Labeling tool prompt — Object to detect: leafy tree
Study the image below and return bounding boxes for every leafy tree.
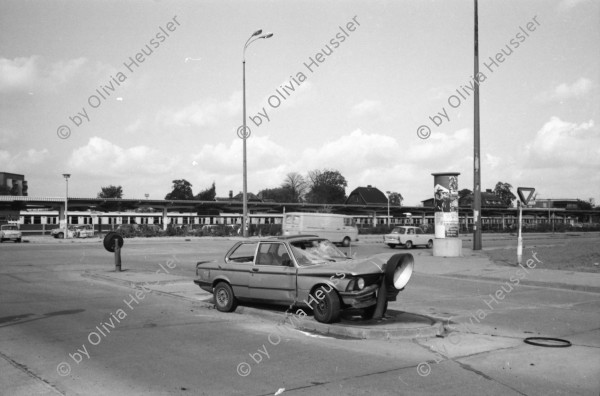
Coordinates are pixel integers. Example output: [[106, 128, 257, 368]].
[[577, 199, 592, 210], [282, 172, 307, 203], [97, 185, 123, 199], [195, 182, 216, 201], [305, 169, 347, 204], [165, 179, 194, 200], [258, 187, 294, 202], [388, 192, 403, 206], [459, 188, 473, 207], [493, 182, 516, 208], [96, 185, 124, 211]]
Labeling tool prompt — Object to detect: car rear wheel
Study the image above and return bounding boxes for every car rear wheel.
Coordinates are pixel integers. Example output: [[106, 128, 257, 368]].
[[214, 282, 237, 312], [311, 286, 341, 323], [426, 239, 433, 249], [387, 244, 396, 248], [405, 240, 413, 249], [57, 232, 64, 239]]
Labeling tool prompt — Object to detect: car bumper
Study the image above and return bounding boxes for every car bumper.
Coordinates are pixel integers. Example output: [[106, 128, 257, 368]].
[[338, 284, 379, 308], [194, 279, 213, 294]]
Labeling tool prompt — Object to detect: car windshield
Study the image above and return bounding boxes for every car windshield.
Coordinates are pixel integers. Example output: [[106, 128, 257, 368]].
[[290, 239, 348, 266]]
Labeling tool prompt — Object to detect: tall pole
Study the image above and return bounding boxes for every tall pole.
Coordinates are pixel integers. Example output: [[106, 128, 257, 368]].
[[63, 174, 70, 239], [240, 30, 273, 238], [517, 200, 523, 265], [473, 0, 482, 250], [242, 58, 248, 237], [386, 191, 391, 227]]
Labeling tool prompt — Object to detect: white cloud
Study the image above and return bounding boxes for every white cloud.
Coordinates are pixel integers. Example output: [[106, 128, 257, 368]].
[[558, 0, 591, 11], [157, 91, 241, 129], [537, 77, 594, 102], [0, 148, 50, 172], [0, 56, 89, 94], [351, 100, 383, 117], [67, 137, 178, 176], [524, 116, 599, 168]]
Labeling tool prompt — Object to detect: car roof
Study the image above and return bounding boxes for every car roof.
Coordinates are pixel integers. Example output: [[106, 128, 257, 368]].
[[242, 235, 325, 243]]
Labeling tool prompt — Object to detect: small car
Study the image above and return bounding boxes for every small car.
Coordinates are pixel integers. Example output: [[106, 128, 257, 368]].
[[383, 226, 434, 249], [0, 224, 22, 243], [51, 225, 94, 238], [194, 235, 415, 323]]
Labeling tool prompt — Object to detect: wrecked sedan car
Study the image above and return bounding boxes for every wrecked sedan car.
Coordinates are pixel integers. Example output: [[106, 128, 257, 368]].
[[194, 235, 414, 323]]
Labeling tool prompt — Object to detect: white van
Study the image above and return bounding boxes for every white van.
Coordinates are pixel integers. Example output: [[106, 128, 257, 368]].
[[282, 212, 359, 246]]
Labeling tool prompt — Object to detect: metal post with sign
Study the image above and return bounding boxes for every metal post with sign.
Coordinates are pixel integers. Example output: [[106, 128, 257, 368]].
[[516, 187, 535, 266]]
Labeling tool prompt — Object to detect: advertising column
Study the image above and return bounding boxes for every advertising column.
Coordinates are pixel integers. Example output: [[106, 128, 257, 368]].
[[432, 172, 462, 256]]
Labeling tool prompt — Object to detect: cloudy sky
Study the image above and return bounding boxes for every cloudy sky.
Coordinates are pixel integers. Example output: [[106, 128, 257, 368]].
[[1, 0, 598, 205]]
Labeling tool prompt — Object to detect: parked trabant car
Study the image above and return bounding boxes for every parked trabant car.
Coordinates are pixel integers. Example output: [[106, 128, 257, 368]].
[[51, 225, 94, 239], [383, 226, 434, 249], [0, 224, 22, 243], [194, 235, 415, 323]]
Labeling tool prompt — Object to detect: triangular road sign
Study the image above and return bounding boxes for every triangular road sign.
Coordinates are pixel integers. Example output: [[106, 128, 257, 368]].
[[517, 187, 535, 205]]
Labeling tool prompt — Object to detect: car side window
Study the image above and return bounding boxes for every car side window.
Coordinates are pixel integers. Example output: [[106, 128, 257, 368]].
[[256, 242, 290, 266], [407, 228, 414, 235], [227, 242, 258, 264]]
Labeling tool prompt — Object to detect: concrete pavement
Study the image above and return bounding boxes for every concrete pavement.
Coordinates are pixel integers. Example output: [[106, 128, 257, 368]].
[[80, 239, 600, 342]]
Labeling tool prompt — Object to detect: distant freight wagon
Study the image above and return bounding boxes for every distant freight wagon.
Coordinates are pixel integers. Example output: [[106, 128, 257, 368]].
[[282, 212, 359, 247]]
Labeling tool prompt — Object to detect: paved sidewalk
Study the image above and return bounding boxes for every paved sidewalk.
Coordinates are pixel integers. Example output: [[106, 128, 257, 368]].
[[407, 248, 600, 293]]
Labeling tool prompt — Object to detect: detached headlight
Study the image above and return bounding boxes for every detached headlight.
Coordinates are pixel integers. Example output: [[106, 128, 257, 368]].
[[357, 277, 365, 290]]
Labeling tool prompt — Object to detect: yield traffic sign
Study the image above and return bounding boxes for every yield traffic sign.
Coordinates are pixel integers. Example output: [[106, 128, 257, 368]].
[[517, 187, 536, 205]]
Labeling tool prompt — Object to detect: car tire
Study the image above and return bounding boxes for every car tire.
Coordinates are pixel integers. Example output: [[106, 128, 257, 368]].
[[426, 240, 433, 249], [405, 240, 413, 249], [387, 244, 396, 248], [214, 282, 237, 312], [311, 285, 341, 323], [361, 301, 388, 320], [57, 232, 64, 239], [16, 238, 22, 243], [342, 237, 351, 247]]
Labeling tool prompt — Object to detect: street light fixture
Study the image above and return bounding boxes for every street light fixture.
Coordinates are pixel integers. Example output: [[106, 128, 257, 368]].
[[241, 29, 273, 237], [63, 174, 70, 239]]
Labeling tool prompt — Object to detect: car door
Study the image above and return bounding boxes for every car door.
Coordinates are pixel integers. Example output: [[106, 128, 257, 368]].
[[223, 242, 258, 298], [415, 228, 425, 245], [249, 242, 296, 303]]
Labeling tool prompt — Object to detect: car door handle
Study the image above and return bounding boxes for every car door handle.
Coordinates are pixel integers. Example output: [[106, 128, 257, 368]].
[[252, 268, 259, 272]]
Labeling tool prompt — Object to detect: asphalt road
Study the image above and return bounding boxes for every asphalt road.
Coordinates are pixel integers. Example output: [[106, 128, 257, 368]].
[[1, 237, 599, 395]]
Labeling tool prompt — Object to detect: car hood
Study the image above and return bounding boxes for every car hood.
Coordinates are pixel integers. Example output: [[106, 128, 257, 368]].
[[297, 253, 396, 276]]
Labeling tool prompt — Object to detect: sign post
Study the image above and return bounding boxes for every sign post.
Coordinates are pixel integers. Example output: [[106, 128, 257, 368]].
[[516, 187, 535, 266]]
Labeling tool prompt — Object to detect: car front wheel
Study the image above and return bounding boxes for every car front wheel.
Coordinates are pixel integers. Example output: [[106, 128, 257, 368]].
[[342, 237, 351, 247], [311, 285, 341, 323], [405, 240, 413, 249], [213, 282, 237, 312], [426, 240, 433, 249]]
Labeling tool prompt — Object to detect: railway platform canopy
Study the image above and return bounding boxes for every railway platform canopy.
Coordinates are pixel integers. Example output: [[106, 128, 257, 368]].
[[0, 195, 597, 224]]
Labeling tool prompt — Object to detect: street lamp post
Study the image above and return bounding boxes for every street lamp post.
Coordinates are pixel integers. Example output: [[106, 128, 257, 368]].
[[241, 29, 273, 238], [386, 191, 391, 227], [63, 174, 70, 239]]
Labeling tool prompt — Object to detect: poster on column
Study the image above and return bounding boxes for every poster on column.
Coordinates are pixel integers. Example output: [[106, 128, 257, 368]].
[[432, 173, 460, 238]]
